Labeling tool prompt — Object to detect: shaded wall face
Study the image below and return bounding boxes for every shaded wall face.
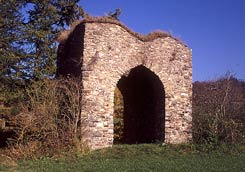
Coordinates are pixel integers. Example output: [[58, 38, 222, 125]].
[[117, 65, 165, 144], [56, 24, 85, 78]]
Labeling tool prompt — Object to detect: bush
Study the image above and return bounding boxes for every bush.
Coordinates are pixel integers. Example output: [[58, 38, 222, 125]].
[[6, 78, 88, 159], [193, 76, 245, 144], [193, 112, 244, 145]]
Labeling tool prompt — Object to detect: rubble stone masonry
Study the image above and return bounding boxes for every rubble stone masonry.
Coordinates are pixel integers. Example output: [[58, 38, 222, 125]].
[[57, 17, 192, 149]]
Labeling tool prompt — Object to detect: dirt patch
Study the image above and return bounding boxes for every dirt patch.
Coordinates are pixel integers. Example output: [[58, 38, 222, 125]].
[[0, 154, 17, 168]]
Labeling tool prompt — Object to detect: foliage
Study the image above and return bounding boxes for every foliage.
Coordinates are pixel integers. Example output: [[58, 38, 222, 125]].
[[0, 0, 26, 79], [4, 78, 88, 159], [0, 1, 85, 138], [0, 0, 84, 80], [113, 87, 124, 143], [193, 75, 245, 144], [1, 144, 245, 172], [0, 78, 27, 117], [0, 0, 85, 150], [22, 0, 84, 79]]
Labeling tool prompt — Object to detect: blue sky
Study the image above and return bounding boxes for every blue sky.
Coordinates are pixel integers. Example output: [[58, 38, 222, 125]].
[[79, 0, 245, 81]]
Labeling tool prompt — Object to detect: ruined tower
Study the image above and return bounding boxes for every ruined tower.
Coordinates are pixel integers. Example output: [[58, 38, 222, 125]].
[[57, 17, 192, 149]]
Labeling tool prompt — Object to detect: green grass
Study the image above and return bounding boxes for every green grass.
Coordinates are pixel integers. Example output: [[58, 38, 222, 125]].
[[1, 144, 245, 172]]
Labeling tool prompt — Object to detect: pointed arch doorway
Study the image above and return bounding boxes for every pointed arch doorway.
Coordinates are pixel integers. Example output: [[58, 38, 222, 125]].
[[114, 65, 165, 144]]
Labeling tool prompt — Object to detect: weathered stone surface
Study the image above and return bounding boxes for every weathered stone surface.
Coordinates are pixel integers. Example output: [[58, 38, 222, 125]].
[[0, 119, 5, 129], [57, 18, 192, 149]]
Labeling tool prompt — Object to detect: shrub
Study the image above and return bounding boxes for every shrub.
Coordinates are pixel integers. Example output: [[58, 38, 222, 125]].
[[193, 76, 245, 144], [6, 78, 88, 159]]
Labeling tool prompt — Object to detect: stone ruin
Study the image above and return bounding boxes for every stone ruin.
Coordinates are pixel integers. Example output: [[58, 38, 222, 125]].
[[57, 17, 192, 149]]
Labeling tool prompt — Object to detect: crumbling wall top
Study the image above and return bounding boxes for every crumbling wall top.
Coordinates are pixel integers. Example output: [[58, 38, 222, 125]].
[[57, 16, 186, 46]]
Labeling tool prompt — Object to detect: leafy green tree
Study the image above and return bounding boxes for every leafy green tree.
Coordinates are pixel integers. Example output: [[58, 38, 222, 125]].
[[0, 0, 26, 117], [0, 0, 84, 118], [20, 0, 84, 79], [0, 0, 84, 80], [0, 0, 26, 80]]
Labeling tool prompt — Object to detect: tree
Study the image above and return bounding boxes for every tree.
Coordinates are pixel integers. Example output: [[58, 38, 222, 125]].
[[21, 0, 84, 79], [0, 0, 84, 119], [0, 0, 84, 80], [0, 0, 26, 80]]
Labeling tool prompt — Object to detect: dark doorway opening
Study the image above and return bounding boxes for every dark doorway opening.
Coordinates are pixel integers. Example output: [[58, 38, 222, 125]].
[[114, 65, 165, 144]]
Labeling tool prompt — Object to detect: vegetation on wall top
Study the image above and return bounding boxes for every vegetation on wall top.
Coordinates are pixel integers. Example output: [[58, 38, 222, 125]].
[[57, 15, 182, 44]]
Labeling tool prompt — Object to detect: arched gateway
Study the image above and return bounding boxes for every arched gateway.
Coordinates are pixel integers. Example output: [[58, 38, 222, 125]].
[[57, 17, 192, 149]]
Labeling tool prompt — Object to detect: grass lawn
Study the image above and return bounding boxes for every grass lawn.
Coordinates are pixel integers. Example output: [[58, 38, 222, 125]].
[[1, 144, 245, 172]]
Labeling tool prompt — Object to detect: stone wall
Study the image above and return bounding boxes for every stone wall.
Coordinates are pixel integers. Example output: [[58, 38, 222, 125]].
[[57, 18, 192, 149]]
